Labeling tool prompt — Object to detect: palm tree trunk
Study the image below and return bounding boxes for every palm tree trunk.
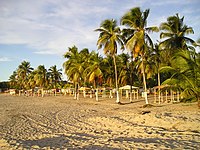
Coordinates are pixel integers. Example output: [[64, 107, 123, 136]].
[[142, 59, 148, 104], [113, 55, 120, 103], [130, 53, 133, 102], [158, 72, 161, 104], [95, 80, 99, 101]]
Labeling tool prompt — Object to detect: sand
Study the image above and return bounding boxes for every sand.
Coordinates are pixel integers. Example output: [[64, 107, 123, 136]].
[[0, 94, 199, 149]]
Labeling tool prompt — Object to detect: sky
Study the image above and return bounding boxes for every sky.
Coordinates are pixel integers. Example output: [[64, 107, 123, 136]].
[[0, 0, 200, 81]]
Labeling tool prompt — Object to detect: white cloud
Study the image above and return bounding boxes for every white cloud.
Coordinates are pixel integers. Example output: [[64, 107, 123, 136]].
[[0, 0, 110, 55], [0, 56, 12, 62], [0, 0, 199, 56]]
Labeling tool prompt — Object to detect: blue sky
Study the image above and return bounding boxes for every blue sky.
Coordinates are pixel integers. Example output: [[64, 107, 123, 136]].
[[0, 0, 200, 81]]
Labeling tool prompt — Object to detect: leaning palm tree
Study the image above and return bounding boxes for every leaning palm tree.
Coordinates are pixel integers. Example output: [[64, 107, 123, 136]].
[[121, 7, 159, 104], [95, 19, 124, 104]]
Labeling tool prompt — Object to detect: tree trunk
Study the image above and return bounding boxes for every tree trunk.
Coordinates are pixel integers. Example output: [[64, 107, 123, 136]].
[[130, 53, 133, 102], [158, 72, 161, 104], [113, 55, 120, 103], [142, 59, 148, 104]]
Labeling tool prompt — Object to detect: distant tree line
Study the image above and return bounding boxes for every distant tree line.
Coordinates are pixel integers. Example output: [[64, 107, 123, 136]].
[[8, 61, 63, 90]]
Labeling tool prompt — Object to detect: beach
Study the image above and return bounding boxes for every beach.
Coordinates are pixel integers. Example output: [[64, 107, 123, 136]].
[[0, 94, 199, 149]]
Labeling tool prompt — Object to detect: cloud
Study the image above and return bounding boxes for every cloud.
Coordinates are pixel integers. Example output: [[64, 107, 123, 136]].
[[0, 0, 110, 55], [0, 0, 199, 56], [0, 56, 12, 62]]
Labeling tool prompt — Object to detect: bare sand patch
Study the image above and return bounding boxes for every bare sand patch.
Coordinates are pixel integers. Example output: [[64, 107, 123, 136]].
[[0, 94, 199, 149]]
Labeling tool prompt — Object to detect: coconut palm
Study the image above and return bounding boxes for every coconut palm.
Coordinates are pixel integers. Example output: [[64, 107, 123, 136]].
[[84, 51, 103, 101], [159, 14, 195, 57], [9, 71, 18, 89], [144, 43, 164, 102], [118, 53, 130, 86], [17, 61, 33, 89], [95, 19, 124, 103], [63, 46, 87, 99], [121, 7, 159, 104], [101, 56, 115, 87], [160, 50, 200, 102], [35, 65, 47, 88], [63, 46, 80, 83], [84, 51, 103, 88], [27, 71, 36, 90], [48, 65, 62, 88]]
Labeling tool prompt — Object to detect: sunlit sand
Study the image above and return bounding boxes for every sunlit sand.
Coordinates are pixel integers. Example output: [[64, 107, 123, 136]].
[[0, 94, 199, 149]]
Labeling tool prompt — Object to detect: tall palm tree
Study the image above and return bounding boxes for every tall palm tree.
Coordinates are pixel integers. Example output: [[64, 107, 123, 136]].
[[159, 14, 195, 57], [147, 43, 164, 103], [95, 19, 124, 103], [17, 61, 33, 89], [48, 65, 62, 88], [121, 7, 158, 104]]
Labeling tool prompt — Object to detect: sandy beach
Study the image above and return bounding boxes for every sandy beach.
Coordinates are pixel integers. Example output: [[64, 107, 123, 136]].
[[0, 94, 199, 149]]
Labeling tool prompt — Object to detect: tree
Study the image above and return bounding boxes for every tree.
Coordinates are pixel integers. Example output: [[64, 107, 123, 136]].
[[27, 71, 36, 90], [121, 7, 158, 104], [35, 65, 47, 88], [101, 56, 115, 87], [95, 19, 124, 103], [160, 50, 200, 103], [48, 65, 62, 88], [63, 46, 87, 99], [9, 71, 18, 89], [159, 14, 195, 58], [17, 61, 33, 89], [84, 51, 103, 88]]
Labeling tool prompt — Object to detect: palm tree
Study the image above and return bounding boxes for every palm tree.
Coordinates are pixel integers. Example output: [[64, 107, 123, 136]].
[[159, 14, 195, 57], [9, 71, 18, 89], [101, 56, 115, 87], [35, 65, 47, 88], [63, 46, 86, 99], [27, 71, 36, 90], [160, 50, 200, 103], [85, 51, 103, 88], [146, 43, 164, 103], [84, 51, 103, 101], [121, 7, 158, 104], [48, 65, 62, 88], [17, 61, 33, 89], [95, 19, 124, 103], [118, 53, 130, 86]]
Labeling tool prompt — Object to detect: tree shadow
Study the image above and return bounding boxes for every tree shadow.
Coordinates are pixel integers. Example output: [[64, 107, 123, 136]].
[[17, 135, 69, 149], [15, 133, 120, 149], [113, 137, 200, 149]]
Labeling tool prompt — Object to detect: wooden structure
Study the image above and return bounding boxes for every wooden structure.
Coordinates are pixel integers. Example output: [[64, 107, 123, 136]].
[[153, 85, 180, 104], [119, 85, 139, 100]]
